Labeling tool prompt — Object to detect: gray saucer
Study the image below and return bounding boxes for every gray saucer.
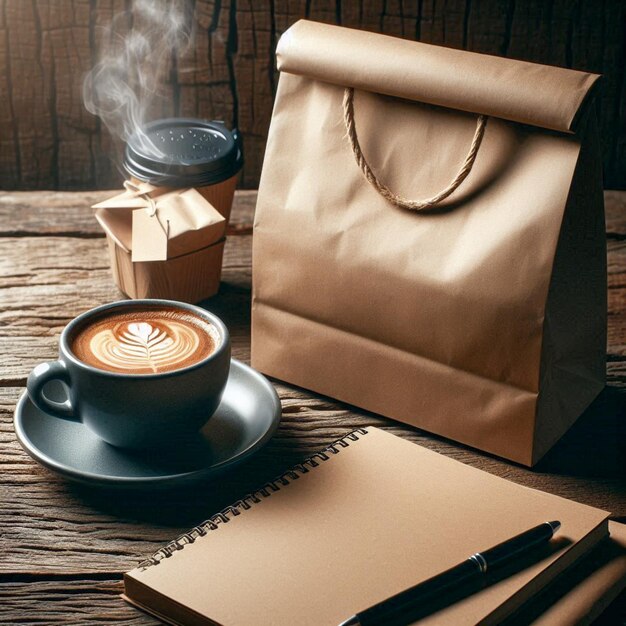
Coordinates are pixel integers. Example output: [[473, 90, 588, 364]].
[[14, 359, 281, 489]]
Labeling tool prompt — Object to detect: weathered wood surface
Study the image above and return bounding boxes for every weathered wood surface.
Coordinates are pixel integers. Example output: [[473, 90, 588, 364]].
[[2, 579, 626, 626], [0, 580, 153, 624], [0, 189, 257, 236], [7, 576, 626, 626], [0, 1, 625, 191], [0, 190, 625, 624], [0, 188, 623, 239]]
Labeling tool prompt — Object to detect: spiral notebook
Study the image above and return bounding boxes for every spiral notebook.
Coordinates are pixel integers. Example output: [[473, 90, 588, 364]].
[[124, 427, 610, 625]]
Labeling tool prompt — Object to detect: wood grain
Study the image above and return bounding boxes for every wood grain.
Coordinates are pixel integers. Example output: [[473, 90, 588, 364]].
[[0, 188, 621, 238], [0, 189, 624, 624], [1, 191, 624, 382], [0, 1, 624, 191], [0, 189, 257, 236], [0, 235, 252, 384], [0, 579, 153, 624], [2, 380, 625, 579], [1, 235, 624, 384]]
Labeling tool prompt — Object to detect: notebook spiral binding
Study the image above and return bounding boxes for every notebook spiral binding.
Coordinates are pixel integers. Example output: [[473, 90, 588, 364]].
[[137, 428, 369, 570]]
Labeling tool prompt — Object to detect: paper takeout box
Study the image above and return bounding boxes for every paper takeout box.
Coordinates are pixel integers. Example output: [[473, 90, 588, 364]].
[[94, 181, 226, 302], [252, 21, 606, 466]]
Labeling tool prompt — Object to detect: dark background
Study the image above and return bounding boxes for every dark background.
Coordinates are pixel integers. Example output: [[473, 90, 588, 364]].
[[0, 0, 624, 190]]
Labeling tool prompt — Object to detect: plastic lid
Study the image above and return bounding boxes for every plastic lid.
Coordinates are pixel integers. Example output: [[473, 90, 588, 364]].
[[123, 118, 243, 187]]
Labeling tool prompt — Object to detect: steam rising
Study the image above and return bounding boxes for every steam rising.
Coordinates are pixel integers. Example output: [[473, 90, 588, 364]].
[[83, 0, 192, 157]]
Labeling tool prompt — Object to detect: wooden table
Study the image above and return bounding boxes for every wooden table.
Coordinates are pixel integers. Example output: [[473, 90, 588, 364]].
[[1, 190, 625, 624]]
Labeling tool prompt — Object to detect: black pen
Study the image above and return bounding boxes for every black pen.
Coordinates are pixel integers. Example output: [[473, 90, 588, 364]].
[[338, 520, 561, 626]]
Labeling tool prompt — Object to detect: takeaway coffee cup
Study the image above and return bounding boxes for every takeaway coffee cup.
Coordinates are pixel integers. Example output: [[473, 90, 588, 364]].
[[26, 300, 231, 448], [95, 118, 243, 303], [124, 118, 243, 222]]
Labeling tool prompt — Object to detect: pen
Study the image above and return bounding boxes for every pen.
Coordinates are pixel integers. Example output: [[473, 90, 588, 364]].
[[338, 520, 561, 626]]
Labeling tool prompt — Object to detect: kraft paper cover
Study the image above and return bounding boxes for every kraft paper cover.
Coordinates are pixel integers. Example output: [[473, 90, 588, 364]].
[[277, 20, 600, 132], [94, 182, 226, 261], [252, 21, 606, 466], [124, 428, 610, 626]]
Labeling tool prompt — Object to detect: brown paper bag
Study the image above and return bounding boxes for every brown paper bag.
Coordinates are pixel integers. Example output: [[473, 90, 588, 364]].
[[252, 21, 606, 466]]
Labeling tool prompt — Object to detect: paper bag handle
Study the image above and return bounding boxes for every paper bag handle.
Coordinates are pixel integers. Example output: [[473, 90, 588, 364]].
[[343, 88, 488, 211]]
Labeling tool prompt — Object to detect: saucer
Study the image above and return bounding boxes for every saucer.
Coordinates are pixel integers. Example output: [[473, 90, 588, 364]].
[[14, 359, 281, 489]]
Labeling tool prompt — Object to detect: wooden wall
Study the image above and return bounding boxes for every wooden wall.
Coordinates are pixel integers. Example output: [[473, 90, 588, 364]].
[[0, 1, 624, 190]]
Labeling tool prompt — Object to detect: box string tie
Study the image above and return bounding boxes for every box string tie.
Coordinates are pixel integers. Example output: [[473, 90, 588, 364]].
[[124, 180, 159, 217]]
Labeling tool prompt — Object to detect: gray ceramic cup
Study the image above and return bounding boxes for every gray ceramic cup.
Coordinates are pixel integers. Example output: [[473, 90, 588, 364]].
[[26, 300, 231, 448]]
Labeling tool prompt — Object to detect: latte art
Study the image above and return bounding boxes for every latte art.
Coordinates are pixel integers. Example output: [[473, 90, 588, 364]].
[[70, 307, 219, 374], [93, 320, 202, 373]]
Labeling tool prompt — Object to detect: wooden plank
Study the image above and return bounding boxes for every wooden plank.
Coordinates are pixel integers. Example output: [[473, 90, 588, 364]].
[[571, 1, 626, 201], [0, 189, 258, 236], [89, 0, 130, 187], [0, 189, 622, 237], [606, 190, 626, 237], [0, 1, 625, 190], [1, 235, 625, 385], [0, 579, 155, 624], [2, 0, 54, 189], [1, 202, 625, 381], [178, 0, 234, 133], [39, 0, 96, 189], [2, 371, 625, 578], [0, 0, 19, 187], [232, 1, 276, 188], [419, 0, 468, 48], [0, 234, 252, 385], [0, 576, 625, 626], [608, 240, 626, 357]]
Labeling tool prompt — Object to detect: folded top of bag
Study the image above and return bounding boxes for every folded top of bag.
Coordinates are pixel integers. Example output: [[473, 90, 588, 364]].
[[276, 20, 600, 133]]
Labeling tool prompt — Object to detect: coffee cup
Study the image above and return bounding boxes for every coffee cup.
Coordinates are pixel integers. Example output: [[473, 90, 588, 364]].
[[123, 118, 242, 223], [26, 299, 231, 448]]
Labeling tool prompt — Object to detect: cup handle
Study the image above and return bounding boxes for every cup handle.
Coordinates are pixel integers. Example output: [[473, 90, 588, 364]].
[[26, 361, 78, 421]]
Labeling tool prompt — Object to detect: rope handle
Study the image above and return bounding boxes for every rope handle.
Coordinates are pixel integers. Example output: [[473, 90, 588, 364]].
[[343, 88, 488, 211]]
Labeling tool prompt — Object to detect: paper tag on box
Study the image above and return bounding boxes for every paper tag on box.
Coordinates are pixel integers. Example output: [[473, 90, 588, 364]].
[[131, 210, 169, 262]]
